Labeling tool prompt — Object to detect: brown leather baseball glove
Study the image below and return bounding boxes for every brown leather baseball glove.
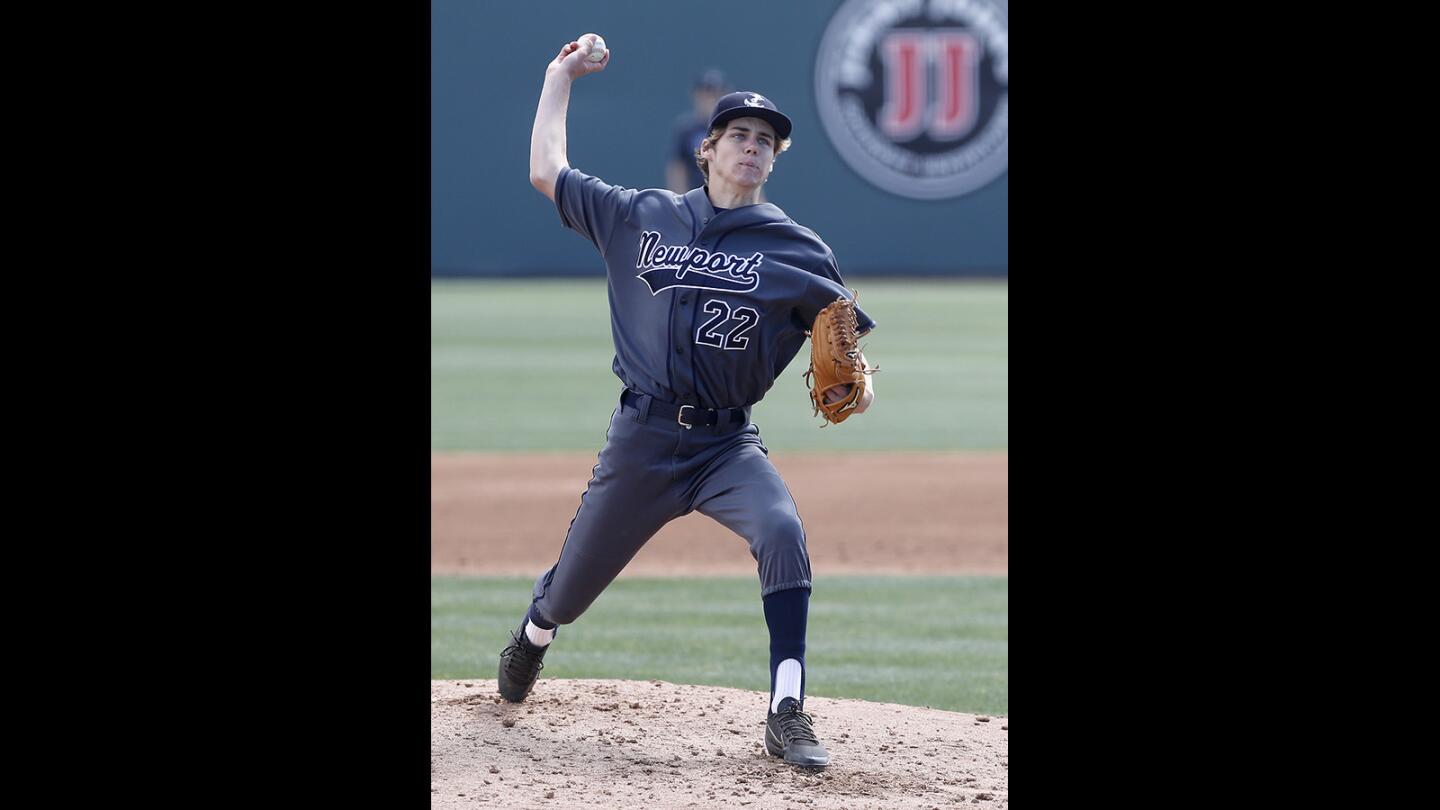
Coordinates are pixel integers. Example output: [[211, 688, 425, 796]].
[[804, 293, 878, 426]]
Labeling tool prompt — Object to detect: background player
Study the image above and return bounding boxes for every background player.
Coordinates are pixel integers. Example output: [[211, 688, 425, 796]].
[[497, 32, 876, 769], [666, 68, 729, 194]]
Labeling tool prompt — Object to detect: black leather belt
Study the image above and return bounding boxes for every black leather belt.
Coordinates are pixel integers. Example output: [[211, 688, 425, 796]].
[[621, 388, 747, 429]]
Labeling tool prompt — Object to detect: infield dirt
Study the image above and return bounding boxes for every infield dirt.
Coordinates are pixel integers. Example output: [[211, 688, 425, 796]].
[[431, 451, 1007, 576]]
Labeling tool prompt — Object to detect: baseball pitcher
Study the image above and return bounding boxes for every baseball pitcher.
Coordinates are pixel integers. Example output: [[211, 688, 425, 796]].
[[497, 32, 879, 769]]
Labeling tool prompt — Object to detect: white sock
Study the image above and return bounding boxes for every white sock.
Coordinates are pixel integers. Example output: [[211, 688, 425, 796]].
[[525, 620, 555, 648], [771, 658, 803, 713]]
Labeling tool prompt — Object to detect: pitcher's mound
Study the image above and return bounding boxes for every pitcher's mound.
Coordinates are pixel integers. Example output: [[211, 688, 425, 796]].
[[432, 678, 1007, 808]]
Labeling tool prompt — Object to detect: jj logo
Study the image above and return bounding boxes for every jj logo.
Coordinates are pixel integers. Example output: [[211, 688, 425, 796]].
[[878, 30, 981, 142], [814, 0, 1009, 200]]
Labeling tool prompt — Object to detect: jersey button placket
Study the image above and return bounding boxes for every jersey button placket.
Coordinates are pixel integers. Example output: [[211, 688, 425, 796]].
[[670, 282, 692, 401], [672, 228, 708, 403], [679, 282, 698, 400]]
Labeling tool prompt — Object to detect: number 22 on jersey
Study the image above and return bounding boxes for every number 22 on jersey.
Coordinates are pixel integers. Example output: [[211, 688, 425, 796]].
[[695, 299, 758, 351]]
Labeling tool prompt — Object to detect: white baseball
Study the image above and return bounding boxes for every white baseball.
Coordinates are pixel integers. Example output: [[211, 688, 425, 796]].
[[586, 35, 607, 62]]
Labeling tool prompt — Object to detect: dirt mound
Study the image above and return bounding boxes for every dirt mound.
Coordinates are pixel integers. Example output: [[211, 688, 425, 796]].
[[431, 678, 1008, 808]]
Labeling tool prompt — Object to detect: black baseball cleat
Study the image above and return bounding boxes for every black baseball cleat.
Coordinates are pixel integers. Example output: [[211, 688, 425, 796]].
[[497, 628, 549, 703], [765, 697, 831, 767]]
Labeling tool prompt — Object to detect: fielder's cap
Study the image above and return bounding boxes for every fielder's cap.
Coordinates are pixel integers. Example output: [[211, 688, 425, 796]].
[[708, 90, 793, 141], [693, 68, 729, 92]]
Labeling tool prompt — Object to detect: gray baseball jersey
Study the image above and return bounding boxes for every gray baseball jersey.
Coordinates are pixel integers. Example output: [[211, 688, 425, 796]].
[[554, 168, 876, 409]]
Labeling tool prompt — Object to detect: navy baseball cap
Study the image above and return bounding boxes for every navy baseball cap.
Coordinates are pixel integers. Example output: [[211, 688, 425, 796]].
[[708, 91, 793, 141]]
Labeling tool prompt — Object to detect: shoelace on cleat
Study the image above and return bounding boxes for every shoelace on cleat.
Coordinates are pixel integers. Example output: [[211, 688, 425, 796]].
[[501, 635, 545, 678], [775, 706, 820, 745]]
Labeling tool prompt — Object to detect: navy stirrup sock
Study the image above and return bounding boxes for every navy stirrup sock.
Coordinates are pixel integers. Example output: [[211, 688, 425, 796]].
[[526, 603, 557, 631], [519, 603, 558, 650], [762, 586, 810, 707]]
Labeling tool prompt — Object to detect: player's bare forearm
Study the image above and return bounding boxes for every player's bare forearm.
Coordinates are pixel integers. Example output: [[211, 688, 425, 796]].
[[529, 34, 610, 201], [529, 71, 573, 200]]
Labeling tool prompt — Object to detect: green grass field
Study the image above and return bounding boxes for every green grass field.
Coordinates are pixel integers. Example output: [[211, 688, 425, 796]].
[[432, 575, 1008, 715], [431, 278, 1007, 451]]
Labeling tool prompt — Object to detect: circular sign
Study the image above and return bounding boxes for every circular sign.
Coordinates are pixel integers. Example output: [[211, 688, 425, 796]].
[[815, 0, 1009, 200]]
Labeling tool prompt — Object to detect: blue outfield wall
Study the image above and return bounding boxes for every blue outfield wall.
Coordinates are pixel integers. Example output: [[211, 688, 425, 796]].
[[432, 0, 1008, 278]]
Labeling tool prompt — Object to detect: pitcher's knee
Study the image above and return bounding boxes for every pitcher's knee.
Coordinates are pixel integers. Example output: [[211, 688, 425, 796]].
[[750, 508, 807, 559]]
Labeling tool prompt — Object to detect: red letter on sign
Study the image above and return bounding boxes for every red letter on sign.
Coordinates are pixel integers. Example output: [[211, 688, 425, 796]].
[[929, 31, 981, 141], [878, 32, 928, 142]]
